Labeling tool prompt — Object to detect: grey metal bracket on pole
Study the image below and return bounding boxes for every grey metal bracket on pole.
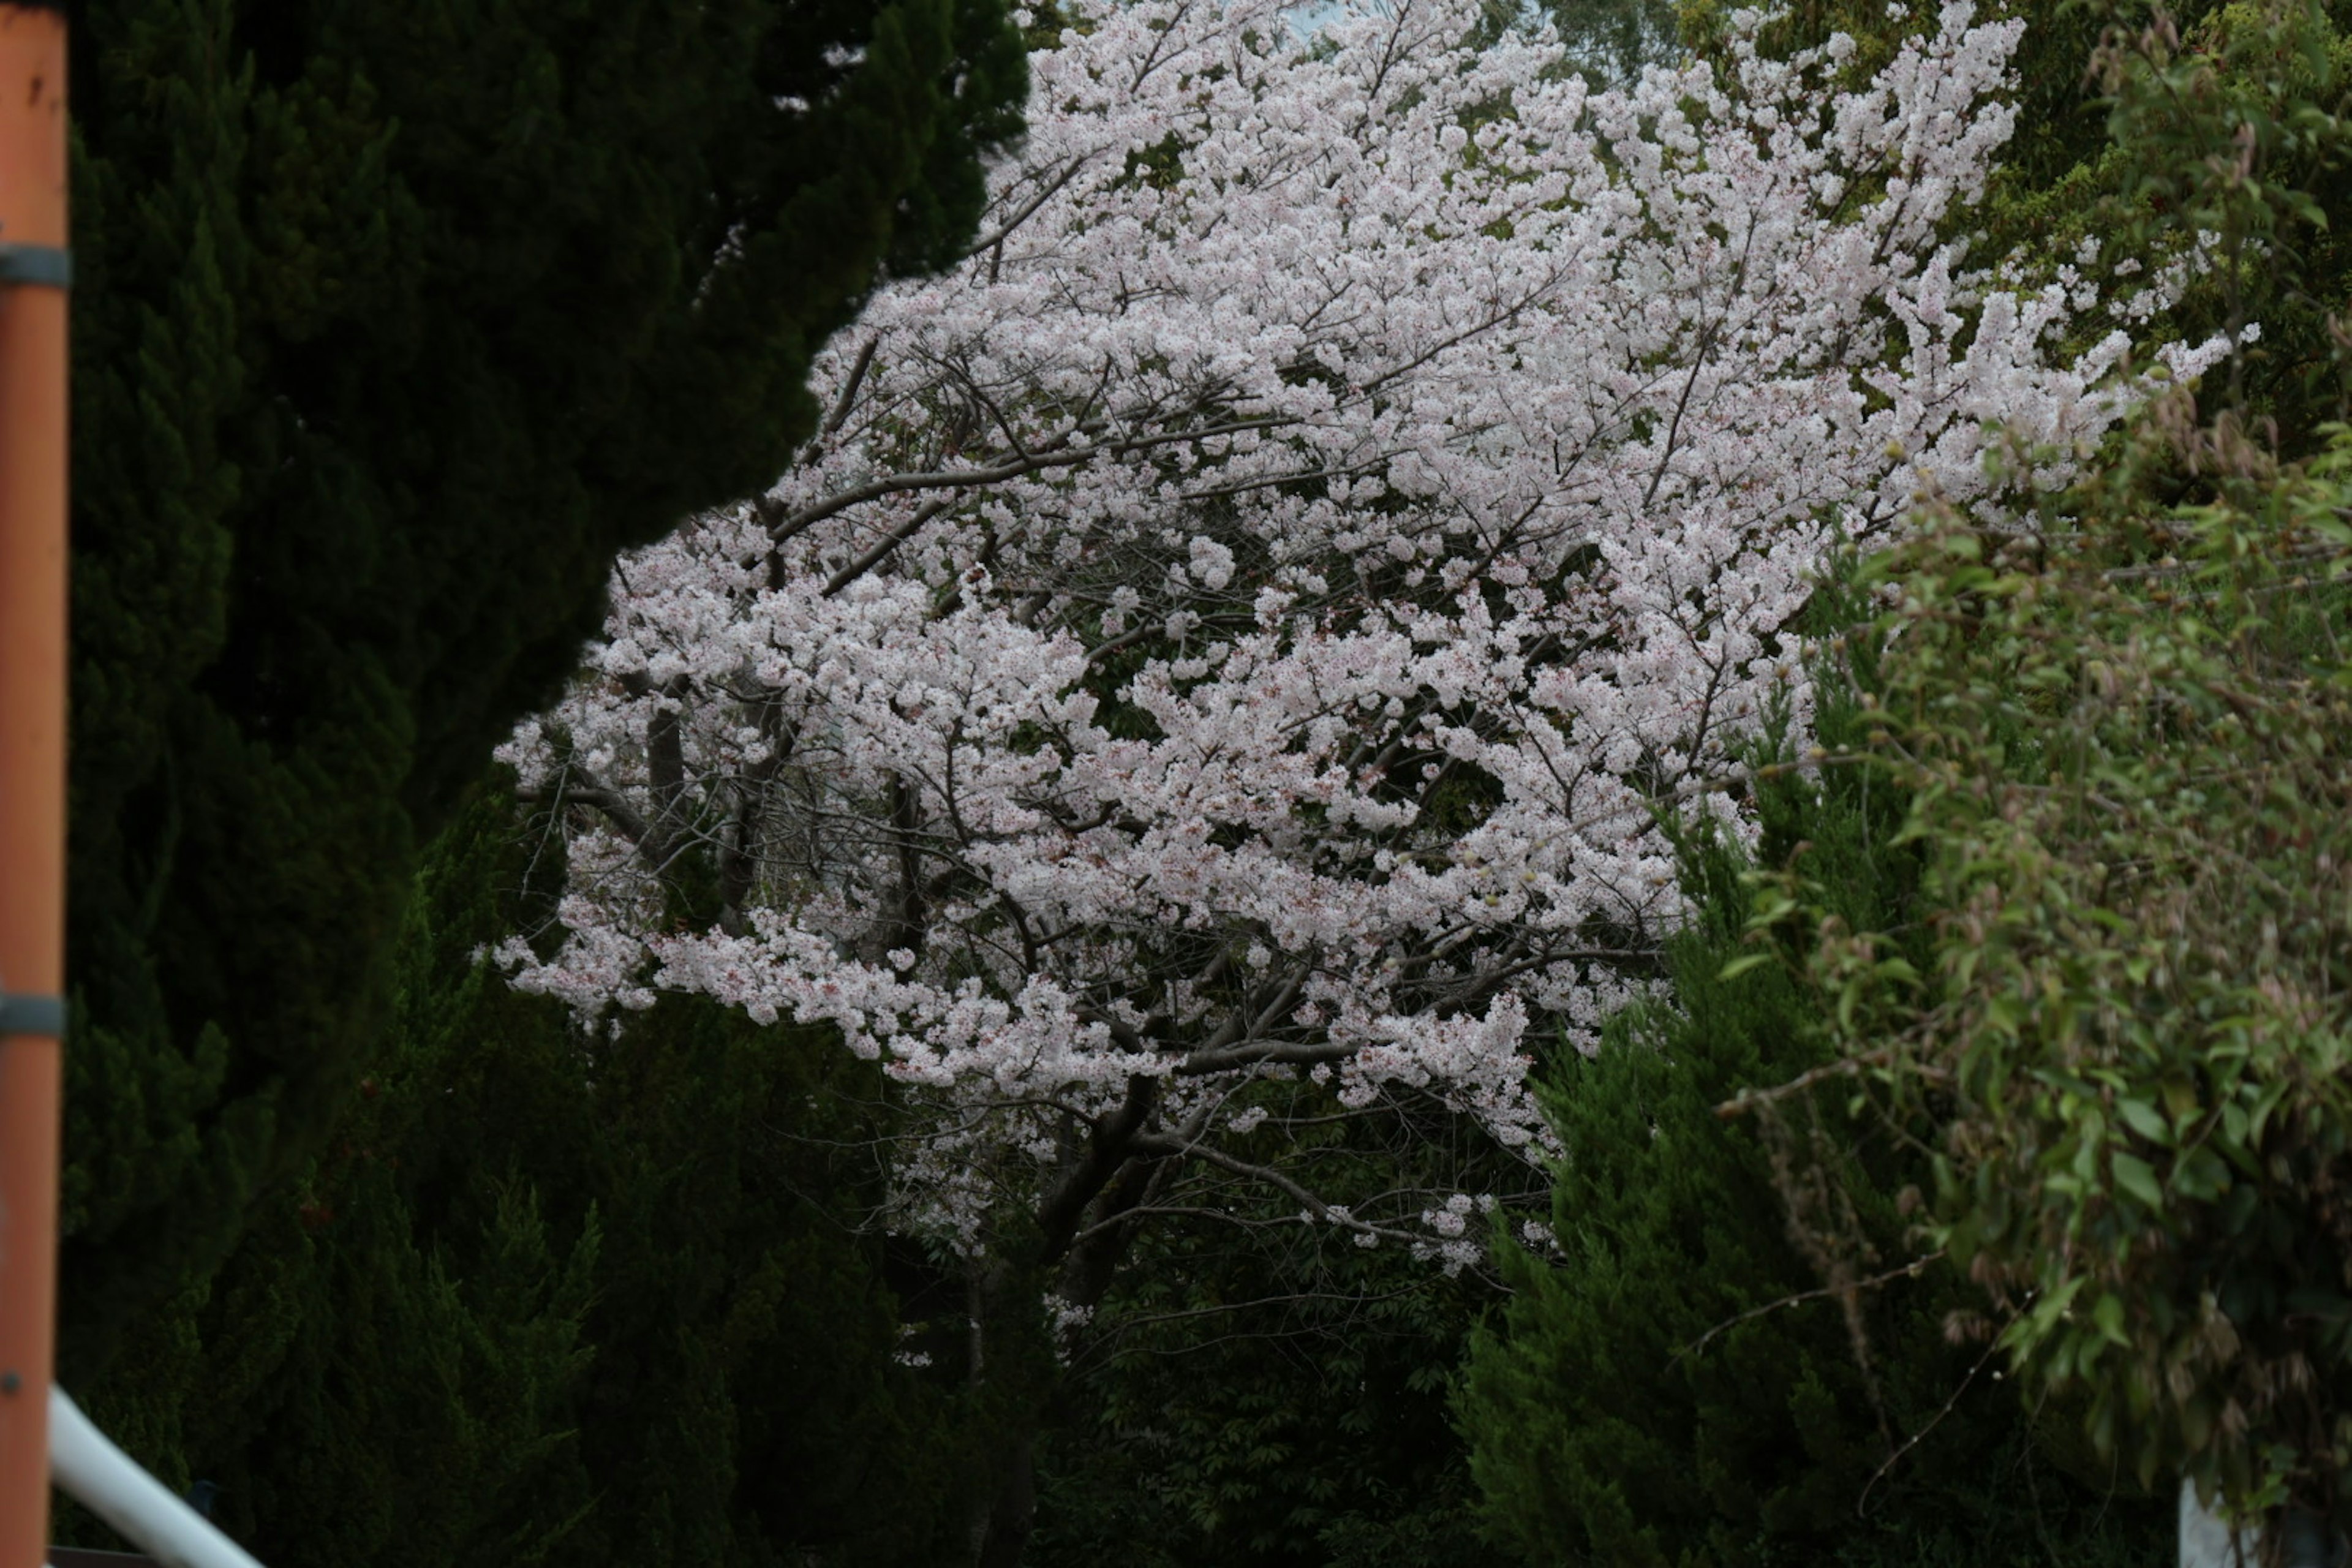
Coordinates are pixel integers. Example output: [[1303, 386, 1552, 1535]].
[[0, 243, 70, 290], [0, 993, 64, 1038]]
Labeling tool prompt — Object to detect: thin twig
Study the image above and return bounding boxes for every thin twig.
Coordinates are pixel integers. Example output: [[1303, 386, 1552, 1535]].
[[1857, 1332, 2004, 1518], [1716, 1044, 1958, 1121], [1673, 1250, 1945, 1363]]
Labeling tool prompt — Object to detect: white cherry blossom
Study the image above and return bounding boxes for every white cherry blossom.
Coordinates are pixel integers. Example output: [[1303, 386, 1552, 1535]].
[[499, 0, 2220, 1287]]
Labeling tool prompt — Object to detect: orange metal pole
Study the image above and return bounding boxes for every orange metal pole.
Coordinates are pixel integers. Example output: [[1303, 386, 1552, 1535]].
[[0, 6, 68, 1568]]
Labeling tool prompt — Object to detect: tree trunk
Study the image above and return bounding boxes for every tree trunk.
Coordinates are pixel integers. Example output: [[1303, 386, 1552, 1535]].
[[962, 1144, 1156, 1568], [973, 1430, 1037, 1568], [962, 1256, 1050, 1568]]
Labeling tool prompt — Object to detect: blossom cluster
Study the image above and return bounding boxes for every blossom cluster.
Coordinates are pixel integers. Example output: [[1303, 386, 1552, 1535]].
[[500, 0, 2214, 1264]]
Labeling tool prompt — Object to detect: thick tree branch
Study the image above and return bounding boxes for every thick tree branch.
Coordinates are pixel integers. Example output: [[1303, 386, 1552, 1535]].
[[957, 155, 1092, 261], [1036, 1074, 1162, 1265], [766, 417, 1299, 545], [1125, 1131, 1425, 1243]]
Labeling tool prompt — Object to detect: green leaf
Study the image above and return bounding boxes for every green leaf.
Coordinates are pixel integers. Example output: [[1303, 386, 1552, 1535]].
[[2116, 1098, 2174, 1147], [2094, 1291, 2130, 1347], [2112, 1152, 2165, 1212], [1716, 953, 1774, 982]]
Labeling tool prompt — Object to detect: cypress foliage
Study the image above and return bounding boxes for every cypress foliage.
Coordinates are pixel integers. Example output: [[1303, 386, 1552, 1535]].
[[1457, 680, 2169, 1567], [62, 0, 1024, 1381], [60, 785, 986, 1566]]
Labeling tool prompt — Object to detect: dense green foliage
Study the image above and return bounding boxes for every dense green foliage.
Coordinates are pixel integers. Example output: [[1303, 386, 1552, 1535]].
[[1679, 0, 2352, 1526], [2090, 0, 2352, 449], [2003, 0, 2352, 457], [1775, 414, 2352, 1515], [62, 0, 1023, 1383], [59, 788, 993, 1567], [1459, 682, 2169, 1566]]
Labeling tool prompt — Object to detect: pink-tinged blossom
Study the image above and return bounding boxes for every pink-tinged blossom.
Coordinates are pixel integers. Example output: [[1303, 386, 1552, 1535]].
[[499, 0, 2222, 1280]]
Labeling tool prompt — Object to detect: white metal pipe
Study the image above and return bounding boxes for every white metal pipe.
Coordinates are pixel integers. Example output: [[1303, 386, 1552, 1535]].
[[46, 1387, 263, 1568]]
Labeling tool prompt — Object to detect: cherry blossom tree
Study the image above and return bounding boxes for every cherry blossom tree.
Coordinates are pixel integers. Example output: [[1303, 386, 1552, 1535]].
[[494, 0, 2212, 1550]]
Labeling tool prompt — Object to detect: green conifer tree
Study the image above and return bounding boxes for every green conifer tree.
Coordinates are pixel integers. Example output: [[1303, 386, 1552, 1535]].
[[59, 784, 993, 1566], [61, 0, 1025, 1384], [1458, 680, 2169, 1566]]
